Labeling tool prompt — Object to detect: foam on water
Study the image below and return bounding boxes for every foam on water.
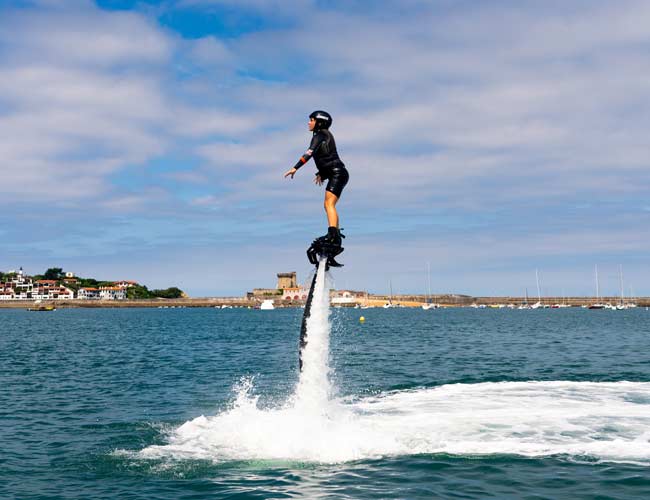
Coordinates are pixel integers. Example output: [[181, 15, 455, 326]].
[[140, 380, 650, 464], [139, 262, 650, 465]]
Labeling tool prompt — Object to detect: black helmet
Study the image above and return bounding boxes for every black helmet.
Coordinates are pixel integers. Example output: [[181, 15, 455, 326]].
[[309, 110, 332, 130]]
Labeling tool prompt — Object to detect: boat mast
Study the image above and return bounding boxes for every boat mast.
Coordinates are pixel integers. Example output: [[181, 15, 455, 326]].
[[535, 269, 542, 304], [619, 264, 624, 306], [426, 262, 432, 304]]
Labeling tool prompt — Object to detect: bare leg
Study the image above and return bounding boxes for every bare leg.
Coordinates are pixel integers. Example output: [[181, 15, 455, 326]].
[[324, 191, 339, 228], [320, 190, 344, 267]]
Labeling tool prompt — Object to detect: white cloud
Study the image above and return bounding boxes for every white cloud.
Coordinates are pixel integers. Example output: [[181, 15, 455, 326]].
[[170, 106, 260, 137], [0, 4, 175, 202], [0, 4, 172, 68], [186, 36, 234, 67]]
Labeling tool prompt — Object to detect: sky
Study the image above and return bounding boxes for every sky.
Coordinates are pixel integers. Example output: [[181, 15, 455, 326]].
[[1, 0, 649, 297]]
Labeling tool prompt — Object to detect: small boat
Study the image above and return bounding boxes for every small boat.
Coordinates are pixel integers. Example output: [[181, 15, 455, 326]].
[[384, 280, 395, 308], [260, 299, 275, 310], [28, 301, 56, 311]]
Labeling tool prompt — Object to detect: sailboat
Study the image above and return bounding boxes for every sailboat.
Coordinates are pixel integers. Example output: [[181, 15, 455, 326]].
[[518, 288, 532, 309], [615, 265, 629, 310], [627, 286, 638, 308], [552, 288, 570, 308], [588, 264, 605, 309], [531, 269, 543, 308], [422, 262, 436, 310]]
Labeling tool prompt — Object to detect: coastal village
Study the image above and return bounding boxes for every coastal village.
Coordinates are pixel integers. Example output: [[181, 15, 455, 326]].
[[0, 267, 647, 309]]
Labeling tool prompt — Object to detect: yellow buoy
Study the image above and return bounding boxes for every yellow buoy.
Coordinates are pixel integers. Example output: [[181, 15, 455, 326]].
[[359, 316, 365, 323]]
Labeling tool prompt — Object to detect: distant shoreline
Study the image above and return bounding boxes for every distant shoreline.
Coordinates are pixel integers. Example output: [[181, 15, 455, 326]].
[[1, 295, 648, 309]]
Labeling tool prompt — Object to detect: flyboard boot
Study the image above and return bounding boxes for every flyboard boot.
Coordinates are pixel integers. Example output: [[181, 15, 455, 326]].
[[306, 226, 345, 270]]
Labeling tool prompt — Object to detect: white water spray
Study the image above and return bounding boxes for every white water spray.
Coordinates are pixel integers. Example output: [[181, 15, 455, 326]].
[[292, 258, 333, 413], [137, 263, 650, 465]]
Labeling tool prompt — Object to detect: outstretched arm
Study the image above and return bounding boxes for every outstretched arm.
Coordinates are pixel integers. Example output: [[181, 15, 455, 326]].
[[284, 133, 324, 179]]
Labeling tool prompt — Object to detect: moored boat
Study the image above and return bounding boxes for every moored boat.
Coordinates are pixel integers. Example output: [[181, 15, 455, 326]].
[[27, 302, 56, 312]]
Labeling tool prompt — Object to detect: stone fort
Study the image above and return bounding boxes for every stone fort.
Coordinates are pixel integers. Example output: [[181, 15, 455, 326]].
[[276, 272, 297, 289]]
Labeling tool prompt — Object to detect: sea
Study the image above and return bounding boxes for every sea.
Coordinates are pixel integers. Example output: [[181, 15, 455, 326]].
[[2, 271, 650, 499]]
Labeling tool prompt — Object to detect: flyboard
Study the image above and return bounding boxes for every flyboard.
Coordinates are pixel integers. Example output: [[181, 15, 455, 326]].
[[298, 231, 345, 371]]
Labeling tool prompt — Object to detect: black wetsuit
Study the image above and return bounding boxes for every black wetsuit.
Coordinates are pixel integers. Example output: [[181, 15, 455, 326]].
[[293, 129, 349, 197]]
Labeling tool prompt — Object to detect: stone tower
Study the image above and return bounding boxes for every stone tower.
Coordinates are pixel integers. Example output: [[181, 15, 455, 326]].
[[277, 272, 297, 289]]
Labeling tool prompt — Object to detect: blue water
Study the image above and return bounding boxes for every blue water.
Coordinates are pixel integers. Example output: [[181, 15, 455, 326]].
[[2, 306, 650, 499]]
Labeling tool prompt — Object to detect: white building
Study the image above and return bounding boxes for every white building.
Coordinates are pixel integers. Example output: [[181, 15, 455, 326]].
[[56, 287, 74, 300], [99, 286, 126, 300], [33, 280, 56, 300], [33, 281, 74, 300], [331, 291, 357, 305], [281, 286, 308, 301], [78, 287, 100, 300], [115, 280, 138, 289], [330, 290, 366, 305]]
